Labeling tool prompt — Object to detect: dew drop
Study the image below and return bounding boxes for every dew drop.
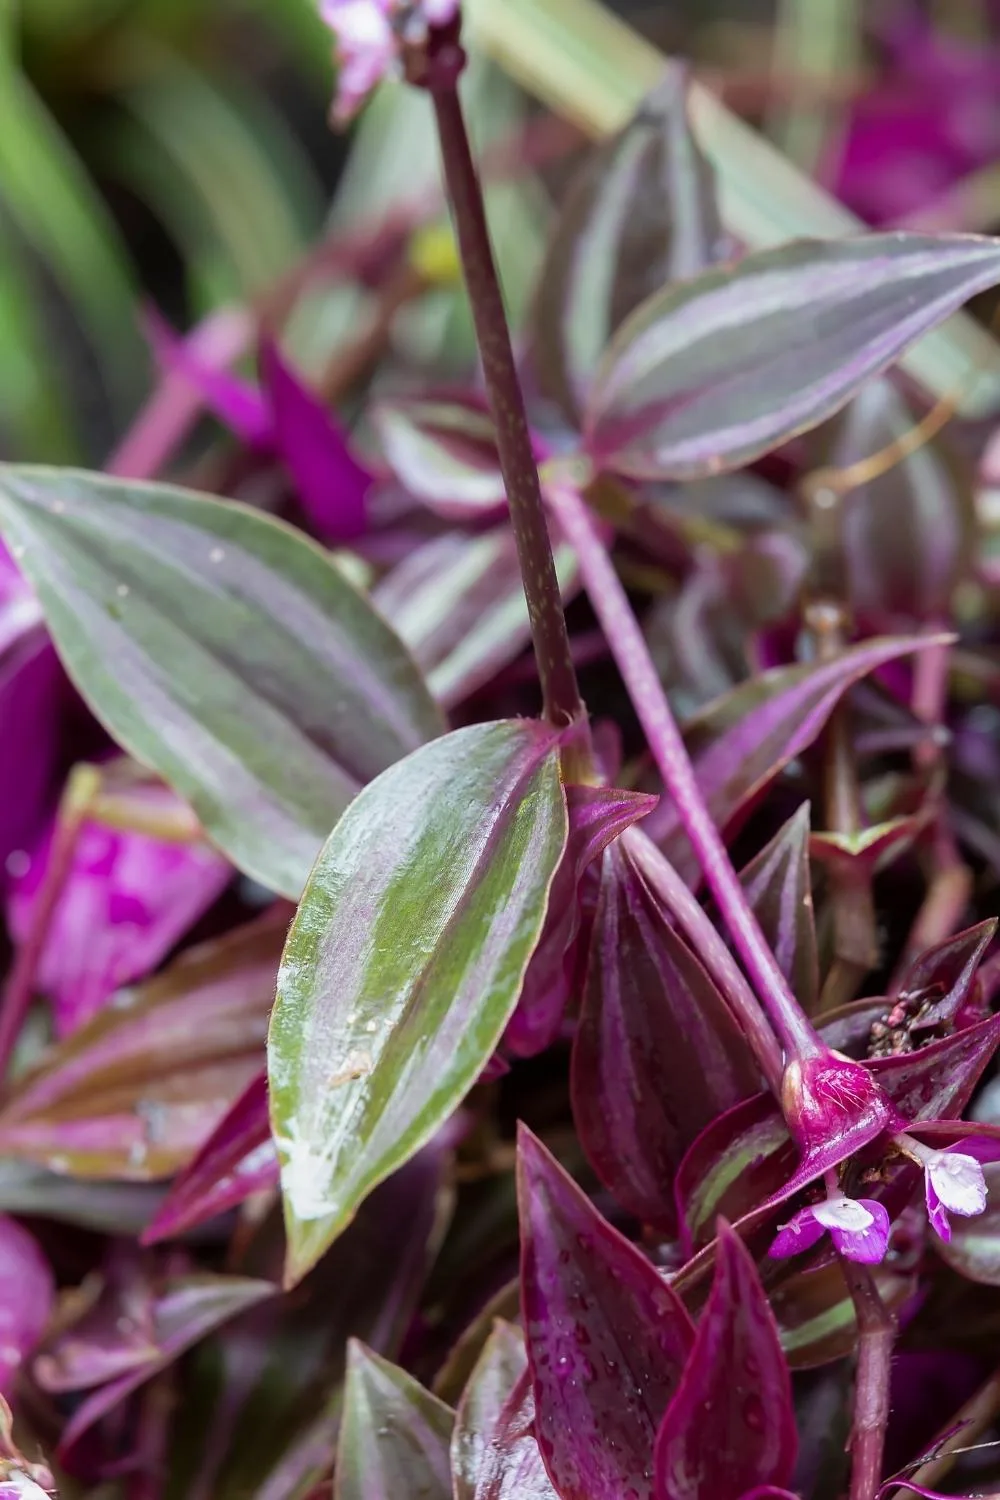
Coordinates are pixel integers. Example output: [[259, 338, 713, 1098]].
[[116, 583, 130, 599], [209, 547, 225, 564], [743, 1393, 765, 1432]]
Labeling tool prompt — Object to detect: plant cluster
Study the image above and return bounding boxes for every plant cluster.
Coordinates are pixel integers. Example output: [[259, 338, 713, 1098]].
[[3, 3, 1000, 1498]]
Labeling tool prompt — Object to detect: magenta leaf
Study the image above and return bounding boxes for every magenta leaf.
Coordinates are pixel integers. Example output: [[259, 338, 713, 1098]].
[[8, 784, 232, 1037], [452, 1320, 527, 1500], [533, 65, 726, 422], [141, 1070, 276, 1244], [649, 633, 953, 877], [0, 1217, 53, 1396], [0, 910, 284, 1178], [34, 1246, 157, 1394], [517, 1125, 695, 1500], [145, 308, 272, 448], [474, 1368, 558, 1500], [58, 1272, 273, 1454], [585, 234, 1000, 480], [738, 805, 819, 1014], [572, 835, 759, 1232], [655, 1222, 797, 1499], [334, 1340, 453, 1500], [870, 1014, 1000, 1120], [893, 919, 997, 1032], [505, 786, 657, 1058], [259, 340, 371, 543], [372, 397, 507, 520]]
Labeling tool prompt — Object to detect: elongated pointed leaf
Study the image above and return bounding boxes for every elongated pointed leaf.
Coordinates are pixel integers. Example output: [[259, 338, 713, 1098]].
[[585, 234, 1000, 480], [452, 1321, 527, 1500], [654, 1222, 797, 1499], [894, 920, 997, 1033], [270, 721, 567, 1282], [572, 835, 758, 1232], [335, 1342, 453, 1500], [533, 65, 726, 422], [474, 1369, 558, 1500], [648, 633, 952, 874], [869, 1015, 1000, 1121], [0, 911, 285, 1179], [675, 1094, 794, 1255], [739, 805, 818, 1013], [59, 1274, 274, 1454], [517, 1126, 695, 1500], [505, 786, 657, 1058], [141, 1071, 276, 1244], [0, 467, 444, 898]]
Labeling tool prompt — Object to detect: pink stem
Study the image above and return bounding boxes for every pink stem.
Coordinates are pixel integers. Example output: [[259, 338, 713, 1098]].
[[547, 483, 816, 1061], [108, 308, 254, 481]]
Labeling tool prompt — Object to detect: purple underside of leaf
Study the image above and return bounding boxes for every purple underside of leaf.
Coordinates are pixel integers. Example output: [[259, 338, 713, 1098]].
[[738, 803, 818, 1014], [893, 919, 997, 1030], [0, 1217, 54, 1396], [505, 785, 657, 1058], [654, 1222, 797, 1500], [58, 1274, 274, 1455], [517, 1125, 695, 1500], [572, 836, 759, 1232], [584, 233, 1000, 479], [648, 633, 953, 875], [141, 1070, 276, 1244], [259, 340, 371, 543], [145, 307, 272, 448], [8, 790, 232, 1037]]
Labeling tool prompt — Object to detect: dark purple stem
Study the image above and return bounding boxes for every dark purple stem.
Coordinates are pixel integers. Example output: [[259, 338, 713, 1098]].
[[0, 764, 100, 1079], [428, 68, 584, 729], [839, 1256, 895, 1500], [547, 483, 817, 1061]]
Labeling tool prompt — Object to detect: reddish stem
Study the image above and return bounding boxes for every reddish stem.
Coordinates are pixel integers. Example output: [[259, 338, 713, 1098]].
[[429, 73, 584, 729], [547, 483, 811, 1062], [840, 1256, 895, 1500]]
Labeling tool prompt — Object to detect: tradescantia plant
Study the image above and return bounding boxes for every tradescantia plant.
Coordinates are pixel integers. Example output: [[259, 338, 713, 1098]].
[[8, 2, 1000, 1498]]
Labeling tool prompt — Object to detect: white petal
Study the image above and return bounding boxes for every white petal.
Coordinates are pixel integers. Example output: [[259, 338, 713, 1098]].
[[814, 1196, 875, 1232], [928, 1151, 987, 1217]]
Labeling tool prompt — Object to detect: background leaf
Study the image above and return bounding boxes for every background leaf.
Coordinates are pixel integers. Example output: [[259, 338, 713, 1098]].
[[0, 467, 444, 898], [335, 1342, 453, 1500]]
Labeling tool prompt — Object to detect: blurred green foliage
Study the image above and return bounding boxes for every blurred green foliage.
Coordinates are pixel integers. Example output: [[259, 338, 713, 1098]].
[[1, 0, 333, 462]]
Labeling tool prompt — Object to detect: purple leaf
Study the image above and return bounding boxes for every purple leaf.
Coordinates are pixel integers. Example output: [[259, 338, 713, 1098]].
[[649, 633, 954, 877], [893, 919, 997, 1032], [259, 340, 371, 543], [145, 308, 272, 448], [654, 1222, 797, 1499], [769, 1260, 913, 1371], [572, 834, 759, 1232], [533, 65, 726, 422], [269, 721, 568, 1282], [452, 1320, 527, 1500], [517, 1125, 695, 1500], [58, 1272, 273, 1454], [0, 909, 284, 1178], [474, 1369, 558, 1500], [373, 527, 580, 711], [836, 379, 976, 626], [0, 1217, 53, 1395], [34, 1246, 157, 1394], [870, 1014, 1000, 1121], [505, 786, 657, 1058], [141, 1071, 276, 1244], [372, 397, 507, 520], [584, 233, 1000, 480], [334, 1340, 453, 1500], [738, 805, 818, 1014], [8, 786, 231, 1037]]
